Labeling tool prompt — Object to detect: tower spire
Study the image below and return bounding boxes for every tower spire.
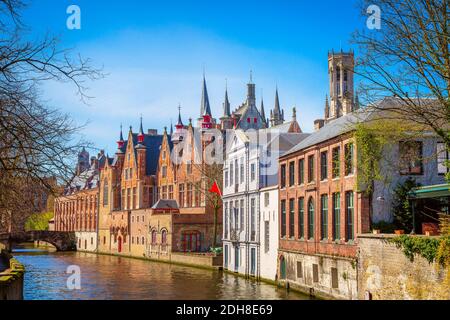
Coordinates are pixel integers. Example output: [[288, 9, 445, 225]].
[[200, 75, 212, 117], [137, 116, 145, 143], [176, 104, 184, 129], [117, 124, 125, 150], [223, 85, 231, 117]]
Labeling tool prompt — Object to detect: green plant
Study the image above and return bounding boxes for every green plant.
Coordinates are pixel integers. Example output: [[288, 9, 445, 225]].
[[24, 212, 53, 231], [209, 247, 223, 254], [392, 178, 420, 231], [390, 235, 442, 265]]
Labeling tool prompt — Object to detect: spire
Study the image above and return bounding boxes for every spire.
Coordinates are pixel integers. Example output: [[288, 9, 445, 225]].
[[354, 93, 360, 110], [176, 104, 184, 129], [246, 70, 256, 106], [200, 75, 211, 117], [222, 84, 231, 118], [137, 116, 145, 144], [292, 107, 296, 121], [325, 95, 330, 119], [274, 87, 281, 116], [117, 124, 125, 150], [170, 119, 173, 135], [260, 97, 266, 121]]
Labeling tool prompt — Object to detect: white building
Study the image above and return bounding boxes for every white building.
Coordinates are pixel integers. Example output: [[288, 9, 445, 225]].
[[222, 115, 308, 280]]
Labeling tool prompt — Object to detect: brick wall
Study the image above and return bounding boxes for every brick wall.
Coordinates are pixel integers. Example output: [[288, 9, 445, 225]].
[[358, 234, 450, 300]]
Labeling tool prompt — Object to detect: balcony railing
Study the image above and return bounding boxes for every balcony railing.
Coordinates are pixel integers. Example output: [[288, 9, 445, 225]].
[[230, 229, 238, 242]]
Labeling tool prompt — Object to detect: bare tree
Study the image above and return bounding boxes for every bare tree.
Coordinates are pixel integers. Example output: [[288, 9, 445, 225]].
[[189, 161, 223, 249], [0, 0, 102, 232], [352, 0, 450, 150]]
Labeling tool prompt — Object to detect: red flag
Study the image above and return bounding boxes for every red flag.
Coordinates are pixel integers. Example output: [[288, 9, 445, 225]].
[[208, 180, 222, 197]]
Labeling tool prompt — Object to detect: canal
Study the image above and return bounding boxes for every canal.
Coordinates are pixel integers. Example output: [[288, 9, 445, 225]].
[[13, 245, 311, 300]]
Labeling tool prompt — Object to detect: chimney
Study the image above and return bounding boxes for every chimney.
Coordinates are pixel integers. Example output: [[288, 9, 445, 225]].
[[147, 129, 158, 136], [314, 119, 325, 131]]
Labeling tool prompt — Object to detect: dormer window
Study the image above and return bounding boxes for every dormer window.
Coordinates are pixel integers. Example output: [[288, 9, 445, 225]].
[[254, 118, 257, 123], [247, 118, 251, 123]]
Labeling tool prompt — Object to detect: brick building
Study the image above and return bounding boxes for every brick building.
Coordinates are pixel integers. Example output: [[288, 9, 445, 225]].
[[54, 149, 106, 252], [277, 51, 447, 299]]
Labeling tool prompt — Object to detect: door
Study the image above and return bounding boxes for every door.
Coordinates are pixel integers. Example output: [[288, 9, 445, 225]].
[[118, 236, 122, 253], [224, 245, 228, 268], [279, 256, 286, 280], [250, 248, 256, 276]]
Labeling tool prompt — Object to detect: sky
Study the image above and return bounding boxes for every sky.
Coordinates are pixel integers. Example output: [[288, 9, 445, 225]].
[[20, 0, 366, 155]]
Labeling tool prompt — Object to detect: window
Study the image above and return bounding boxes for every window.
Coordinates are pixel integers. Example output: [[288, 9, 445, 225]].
[[345, 143, 354, 175], [251, 163, 256, 181], [298, 158, 304, 185], [264, 221, 270, 253], [399, 141, 423, 175], [281, 200, 286, 238], [132, 216, 134, 223], [187, 183, 193, 207], [254, 117, 257, 123], [346, 191, 354, 241], [234, 159, 239, 185], [308, 198, 315, 240], [247, 117, 251, 123], [250, 198, 256, 241], [332, 147, 340, 178], [308, 155, 315, 183], [186, 161, 192, 174], [333, 193, 341, 241], [103, 179, 109, 206], [313, 264, 319, 283], [225, 170, 229, 187], [230, 162, 234, 185], [162, 186, 167, 200], [162, 166, 167, 178], [289, 199, 295, 238], [132, 187, 137, 209], [121, 189, 125, 210], [127, 188, 131, 210], [331, 267, 339, 288], [179, 184, 185, 207], [321, 195, 328, 240], [437, 142, 449, 175], [264, 192, 270, 207], [224, 203, 228, 238], [320, 151, 328, 181], [162, 150, 166, 160], [298, 197, 304, 239], [169, 185, 174, 199], [161, 230, 167, 244], [280, 164, 286, 188], [297, 261, 303, 278], [240, 159, 244, 184], [289, 162, 295, 186], [137, 237, 140, 244], [240, 199, 244, 230]]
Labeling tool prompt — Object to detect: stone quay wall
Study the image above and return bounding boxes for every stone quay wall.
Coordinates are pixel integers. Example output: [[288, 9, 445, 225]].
[[0, 250, 24, 300], [357, 234, 450, 300]]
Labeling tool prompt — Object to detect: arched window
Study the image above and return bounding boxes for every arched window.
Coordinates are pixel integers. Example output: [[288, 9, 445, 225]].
[[152, 230, 157, 244], [103, 179, 109, 206], [161, 230, 167, 244], [308, 197, 315, 240]]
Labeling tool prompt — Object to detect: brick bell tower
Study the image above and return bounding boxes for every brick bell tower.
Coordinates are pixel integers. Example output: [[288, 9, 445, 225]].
[[135, 117, 147, 209], [327, 50, 355, 122]]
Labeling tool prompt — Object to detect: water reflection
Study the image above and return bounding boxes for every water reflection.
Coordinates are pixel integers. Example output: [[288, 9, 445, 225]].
[[13, 245, 311, 300]]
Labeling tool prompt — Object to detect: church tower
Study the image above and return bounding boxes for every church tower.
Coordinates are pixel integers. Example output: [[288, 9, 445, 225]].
[[220, 85, 233, 130], [327, 50, 355, 122], [270, 88, 284, 127]]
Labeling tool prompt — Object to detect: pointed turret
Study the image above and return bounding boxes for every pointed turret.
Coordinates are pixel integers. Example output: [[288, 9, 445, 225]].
[[260, 98, 267, 128], [170, 119, 174, 136], [246, 70, 256, 107], [220, 84, 233, 130], [137, 116, 145, 144], [176, 105, 184, 129], [270, 88, 284, 127], [200, 75, 211, 117], [117, 124, 125, 150], [223, 87, 231, 118], [354, 93, 360, 110]]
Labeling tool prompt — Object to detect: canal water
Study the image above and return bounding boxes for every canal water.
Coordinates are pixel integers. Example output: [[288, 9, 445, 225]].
[[13, 245, 310, 300]]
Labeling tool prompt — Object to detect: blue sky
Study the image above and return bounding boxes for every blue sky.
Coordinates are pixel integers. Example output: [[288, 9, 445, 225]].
[[21, 0, 365, 155]]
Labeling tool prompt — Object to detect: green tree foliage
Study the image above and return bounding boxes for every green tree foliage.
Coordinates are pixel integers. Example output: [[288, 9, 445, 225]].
[[392, 178, 421, 231], [24, 212, 53, 231]]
